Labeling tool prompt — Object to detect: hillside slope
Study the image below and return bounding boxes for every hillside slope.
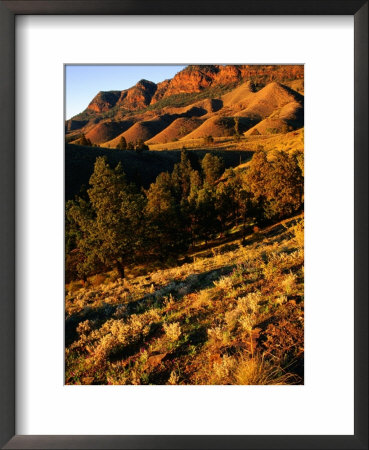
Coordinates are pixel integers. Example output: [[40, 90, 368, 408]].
[[66, 65, 304, 147], [65, 214, 304, 385]]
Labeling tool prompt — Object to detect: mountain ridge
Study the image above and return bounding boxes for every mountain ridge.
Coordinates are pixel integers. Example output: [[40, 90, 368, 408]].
[[66, 64, 304, 148]]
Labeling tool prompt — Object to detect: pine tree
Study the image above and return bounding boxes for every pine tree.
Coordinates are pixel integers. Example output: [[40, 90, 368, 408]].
[[265, 150, 303, 219], [117, 136, 127, 150], [145, 172, 190, 259], [187, 169, 203, 245], [135, 139, 149, 152], [245, 150, 303, 221], [79, 133, 92, 146], [201, 153, 224, 185], [171, 150, 194, 201], [67, 157, 146, 279], [215, 181, 237, 236], [245, 150, 270, 201], [194, 186, 219, 244]]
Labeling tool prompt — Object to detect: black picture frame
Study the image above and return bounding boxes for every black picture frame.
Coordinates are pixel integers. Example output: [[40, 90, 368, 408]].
[[0, 1, 367, 449]]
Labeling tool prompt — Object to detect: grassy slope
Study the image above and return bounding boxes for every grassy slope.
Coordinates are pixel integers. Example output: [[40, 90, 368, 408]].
[[65, 214, 304, 385], [148, 128, 304, 153]]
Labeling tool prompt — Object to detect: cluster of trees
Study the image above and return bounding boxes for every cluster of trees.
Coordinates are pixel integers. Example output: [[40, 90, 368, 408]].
[[73, 134, 149, 152], [146, 84, 235, 112], [66, 149, 303, 280], [116, 136, 149, 152]]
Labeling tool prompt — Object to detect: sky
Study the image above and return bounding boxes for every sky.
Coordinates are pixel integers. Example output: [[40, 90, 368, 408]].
[[65, 65, 186, 119]]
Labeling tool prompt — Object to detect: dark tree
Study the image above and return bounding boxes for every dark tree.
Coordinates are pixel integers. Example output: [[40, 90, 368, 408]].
[[201, 153, 224, 185], [145, 172, 190, 259], [193, 186, 219, 244], [117, 136, 127, 150], [66, 157, 146, 279], [245, 150, 303, 221], [135, 139, 149, 152], [79, 133, 92, 146], [171, 150, 194, 201]]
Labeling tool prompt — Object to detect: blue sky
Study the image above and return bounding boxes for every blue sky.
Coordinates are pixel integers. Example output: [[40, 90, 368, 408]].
[[65, 65, 186, 119]]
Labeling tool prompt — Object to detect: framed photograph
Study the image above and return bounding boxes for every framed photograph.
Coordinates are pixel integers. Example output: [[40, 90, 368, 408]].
[[0, 1, 367, 449]]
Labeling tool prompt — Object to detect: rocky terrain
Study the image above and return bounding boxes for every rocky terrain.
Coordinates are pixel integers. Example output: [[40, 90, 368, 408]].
[[66, 65, 304, 148]]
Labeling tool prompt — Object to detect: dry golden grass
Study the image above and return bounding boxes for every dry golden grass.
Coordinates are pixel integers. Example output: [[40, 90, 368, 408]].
[[85, 121, 132, 145], [221, 81, 255, 107], [235, 82, 302, 119], [148, 128, 303, 155], [102, 118, 168, 148], [182, 116, 234, 140], [284, 79, 304, 95], [65, 214, 304, 385], [146, 118, 203, 144], [234, 356, 299, 385]]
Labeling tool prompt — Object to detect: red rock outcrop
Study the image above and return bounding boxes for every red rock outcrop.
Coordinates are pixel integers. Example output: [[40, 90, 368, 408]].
[[87, 91, 121, 113], [70, 65, 304, 146], [117, 79, 157, 110], [86, 65, 304, 115], [150, 79, 171, 104], [162, 65, 218, 97], [157, 65, 304, 100]]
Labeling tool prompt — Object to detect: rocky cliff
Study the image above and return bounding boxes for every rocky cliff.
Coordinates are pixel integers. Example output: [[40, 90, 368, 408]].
[[85, 65, 304, 114]]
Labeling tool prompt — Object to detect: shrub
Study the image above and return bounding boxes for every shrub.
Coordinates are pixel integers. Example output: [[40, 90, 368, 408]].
[[168, 371, 180, 385], [293, 220, 304, 248], [203, 135, 214, 146], [281, 272, 297, 295], [163, 322, 182, 342]]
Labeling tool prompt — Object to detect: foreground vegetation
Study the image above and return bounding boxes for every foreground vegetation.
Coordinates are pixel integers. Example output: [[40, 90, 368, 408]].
[[66, 148, 303, 281], [66, 214, 304, 385], [65, 147, 304, 385], [65, 64, 305, 385]]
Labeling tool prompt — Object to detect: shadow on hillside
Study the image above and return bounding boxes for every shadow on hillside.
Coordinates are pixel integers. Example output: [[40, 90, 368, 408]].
[[126, 264, 235, 315], [65, 303, 116, 347], [65, 143, 253, 200], [65, 264, 235, 347], [66, 213, 303, 347]]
